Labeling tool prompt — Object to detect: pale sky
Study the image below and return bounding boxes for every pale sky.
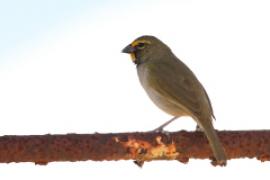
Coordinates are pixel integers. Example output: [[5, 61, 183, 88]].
[[1, 0, 270, 179]]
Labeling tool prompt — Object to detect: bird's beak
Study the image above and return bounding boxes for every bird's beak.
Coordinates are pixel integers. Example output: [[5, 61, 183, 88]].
[[122, 44, 137, 62], [122, 44, 136, 54]]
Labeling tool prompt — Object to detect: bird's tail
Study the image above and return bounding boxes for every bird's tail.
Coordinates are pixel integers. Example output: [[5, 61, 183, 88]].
[[198, 119, 227, 166]]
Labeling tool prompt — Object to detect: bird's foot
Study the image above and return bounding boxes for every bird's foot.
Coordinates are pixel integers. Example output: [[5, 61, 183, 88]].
[[152, 127, 171, 136], [211, 158, 227, 167], [150, 127, 172, 141], [152, 126, 164, 133], [133, 160, 144, 168]]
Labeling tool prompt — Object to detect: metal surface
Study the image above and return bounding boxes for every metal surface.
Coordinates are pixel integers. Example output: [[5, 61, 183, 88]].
[[0, 130, 269, 165]]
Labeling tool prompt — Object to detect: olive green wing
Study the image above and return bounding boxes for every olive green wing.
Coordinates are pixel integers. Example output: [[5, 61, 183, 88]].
[[203, 88, 216, 120], [147, 62, 210, 118]]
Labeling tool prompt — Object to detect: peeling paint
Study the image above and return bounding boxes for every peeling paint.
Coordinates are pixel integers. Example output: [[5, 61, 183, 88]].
[[120, 135, 179, 161]]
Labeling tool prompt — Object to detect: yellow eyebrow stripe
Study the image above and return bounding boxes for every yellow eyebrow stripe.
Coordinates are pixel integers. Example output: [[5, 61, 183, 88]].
[[131, 39, 151, 47]]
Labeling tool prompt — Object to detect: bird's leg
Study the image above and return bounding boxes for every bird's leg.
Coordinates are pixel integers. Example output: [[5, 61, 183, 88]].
[[153, 116, 179, 132], [136, 116, 179, 167]]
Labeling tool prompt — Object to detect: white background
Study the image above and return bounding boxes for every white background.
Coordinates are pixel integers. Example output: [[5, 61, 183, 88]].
[[1, 0, 270, 179]]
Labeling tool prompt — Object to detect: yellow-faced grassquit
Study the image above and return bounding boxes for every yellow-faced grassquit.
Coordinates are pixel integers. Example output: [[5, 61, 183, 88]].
[[122, 35, 226, 165]]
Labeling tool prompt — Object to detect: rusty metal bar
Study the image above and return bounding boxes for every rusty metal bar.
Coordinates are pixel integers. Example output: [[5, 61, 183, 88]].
[[0, 131, 270, 165]]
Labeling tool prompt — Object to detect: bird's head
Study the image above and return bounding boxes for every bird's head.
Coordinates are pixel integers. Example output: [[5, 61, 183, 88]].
[[122, 35, 170, 65]]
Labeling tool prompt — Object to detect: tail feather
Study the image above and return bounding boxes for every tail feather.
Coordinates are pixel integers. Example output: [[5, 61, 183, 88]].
[[198, 120, 227, 166]]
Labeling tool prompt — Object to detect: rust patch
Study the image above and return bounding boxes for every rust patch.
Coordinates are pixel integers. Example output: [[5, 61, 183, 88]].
[[119, 135, 179, 161], [1, 130, 270, 165]]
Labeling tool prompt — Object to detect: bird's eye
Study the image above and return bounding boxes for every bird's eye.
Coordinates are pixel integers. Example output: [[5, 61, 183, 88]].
[[136, 43, 145, 49]]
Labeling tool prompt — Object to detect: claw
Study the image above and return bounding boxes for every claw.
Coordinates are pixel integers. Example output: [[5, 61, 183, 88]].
[[134, 160, 144, 168], [153, 127, 164, 133], [210, 158, 227, 166]]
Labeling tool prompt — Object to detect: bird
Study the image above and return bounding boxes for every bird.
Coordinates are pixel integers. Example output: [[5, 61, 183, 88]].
[[122, 35, 227, 165]]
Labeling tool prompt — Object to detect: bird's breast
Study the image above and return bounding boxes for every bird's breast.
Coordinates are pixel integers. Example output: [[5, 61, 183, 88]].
[[137, 64, 187, 116]]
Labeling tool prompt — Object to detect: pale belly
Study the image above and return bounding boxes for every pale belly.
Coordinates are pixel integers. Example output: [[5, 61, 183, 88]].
[[145, 87, 187, 116], [137, 64, 187, 117]]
